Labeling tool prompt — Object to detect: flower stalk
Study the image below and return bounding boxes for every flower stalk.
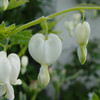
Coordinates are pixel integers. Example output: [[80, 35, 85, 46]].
[[6, 6, 100, 38]]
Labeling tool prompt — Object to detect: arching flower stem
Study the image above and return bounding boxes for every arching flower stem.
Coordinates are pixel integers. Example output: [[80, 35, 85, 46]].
[[6, 6, 100, 38]]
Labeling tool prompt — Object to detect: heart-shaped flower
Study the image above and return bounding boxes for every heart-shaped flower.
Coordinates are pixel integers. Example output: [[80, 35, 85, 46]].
[[75, 21, 90, 46], [0, 51, 21, 100], [75, 21, 90, 64], [28, 33, 62, 87]]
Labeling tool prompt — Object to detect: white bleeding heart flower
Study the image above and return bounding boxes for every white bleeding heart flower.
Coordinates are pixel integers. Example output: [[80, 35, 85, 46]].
[[0, 51, 21, 100], [75, 21, 90, 46], [64, 21, 74, 36], [73, 13, 81, 20], [21, 55, 28, 74], [28, 33, 62, 87], [75, 21, 90, 65], [73, 13, 81, 25]]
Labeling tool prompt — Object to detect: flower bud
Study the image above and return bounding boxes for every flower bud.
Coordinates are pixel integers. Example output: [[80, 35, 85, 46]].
[[73, 13, 81, 22], [77, 46, 87, 65], [75, 21, 90, 46], [2, 0, 9, 11], [64, 21, 74, 31], [64, 21, 74, 37], [21, 55, 28, 68], [38, 65, 50, 87]]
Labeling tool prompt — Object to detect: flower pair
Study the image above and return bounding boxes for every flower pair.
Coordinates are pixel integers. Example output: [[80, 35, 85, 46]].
[[0, 51, 21, 100], [28, 33, 62, 87]]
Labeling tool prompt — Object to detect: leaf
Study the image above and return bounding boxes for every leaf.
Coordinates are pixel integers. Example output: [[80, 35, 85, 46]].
[[0, 21, 15, 41], [92, 92, 99, 100], [10, 30, 32, 45], [7, 0, 29, 10]]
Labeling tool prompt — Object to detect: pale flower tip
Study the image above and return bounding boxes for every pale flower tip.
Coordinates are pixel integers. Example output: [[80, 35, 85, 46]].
[[15, 79, 22, 85], [77, 46, 87, 65], [37, 65, 50, 87], [69, 31, 73, 37], [6, 83, 14, 100]]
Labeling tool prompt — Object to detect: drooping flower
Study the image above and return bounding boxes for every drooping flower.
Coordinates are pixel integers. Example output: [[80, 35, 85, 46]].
[[64, 21, 74, 36], [28, 33, 62, 87], [21, 55, 28, 74], [73, 13, 81, 25], [0, 51, 21, 100], [75, 21, 90, 64]]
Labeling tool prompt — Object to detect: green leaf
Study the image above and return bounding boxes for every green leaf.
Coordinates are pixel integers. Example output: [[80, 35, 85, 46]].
[[92, 92, 99, 100], [10, 30, 32, 45], [0, 21, 15, 41], [7, 0, 29, 10]]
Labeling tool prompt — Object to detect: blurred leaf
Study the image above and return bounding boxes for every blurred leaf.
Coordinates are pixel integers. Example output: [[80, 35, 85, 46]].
[[19, 91, 27, 100], [7, 0, 29, 10], [92, 92, 99, 100], [0, 21, 15, 41], [40, 15, 65, 34], [10, 30, 32, 45]]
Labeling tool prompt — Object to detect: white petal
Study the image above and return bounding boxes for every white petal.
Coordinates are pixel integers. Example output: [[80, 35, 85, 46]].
[[0, 85, 6, 96], [0, 51, 6, 57], [8, 53, 20, 84], [13, 79, 22, 85], [28, 33, 62, 65], [77, 46, 87, 65], [0, 57, 11, 84], [6, 83, 14, 100], [38, 65, 50, 87], [75, 21, 90, 46], [44, 34, 62, 65]]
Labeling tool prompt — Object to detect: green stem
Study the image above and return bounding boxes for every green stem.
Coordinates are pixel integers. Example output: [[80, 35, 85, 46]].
[[46, 7, 100, 19], [44, 20, 48, 40], [7, 16, 45, 37], [7, 6, 100, 37], [80, 9, 85, 24], [31, 92, 38, 100], [18, 46, 27, 57]]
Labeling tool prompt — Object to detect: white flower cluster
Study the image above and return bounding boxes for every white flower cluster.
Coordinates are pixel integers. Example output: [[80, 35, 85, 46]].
[[64, 13, 81, 37], [0, 51, 21, 100]]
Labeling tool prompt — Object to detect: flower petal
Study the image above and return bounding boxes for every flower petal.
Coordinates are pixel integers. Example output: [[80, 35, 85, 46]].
[[77, 46, 87, 65], [75, 21, 90, 46], [8, 53, 20, 84], [6, 83, 14, 100], [0, 85, 6, 96], [28, 33, 62, 65], [0, 57, 11, 84], [38, 65, 50, 87]]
